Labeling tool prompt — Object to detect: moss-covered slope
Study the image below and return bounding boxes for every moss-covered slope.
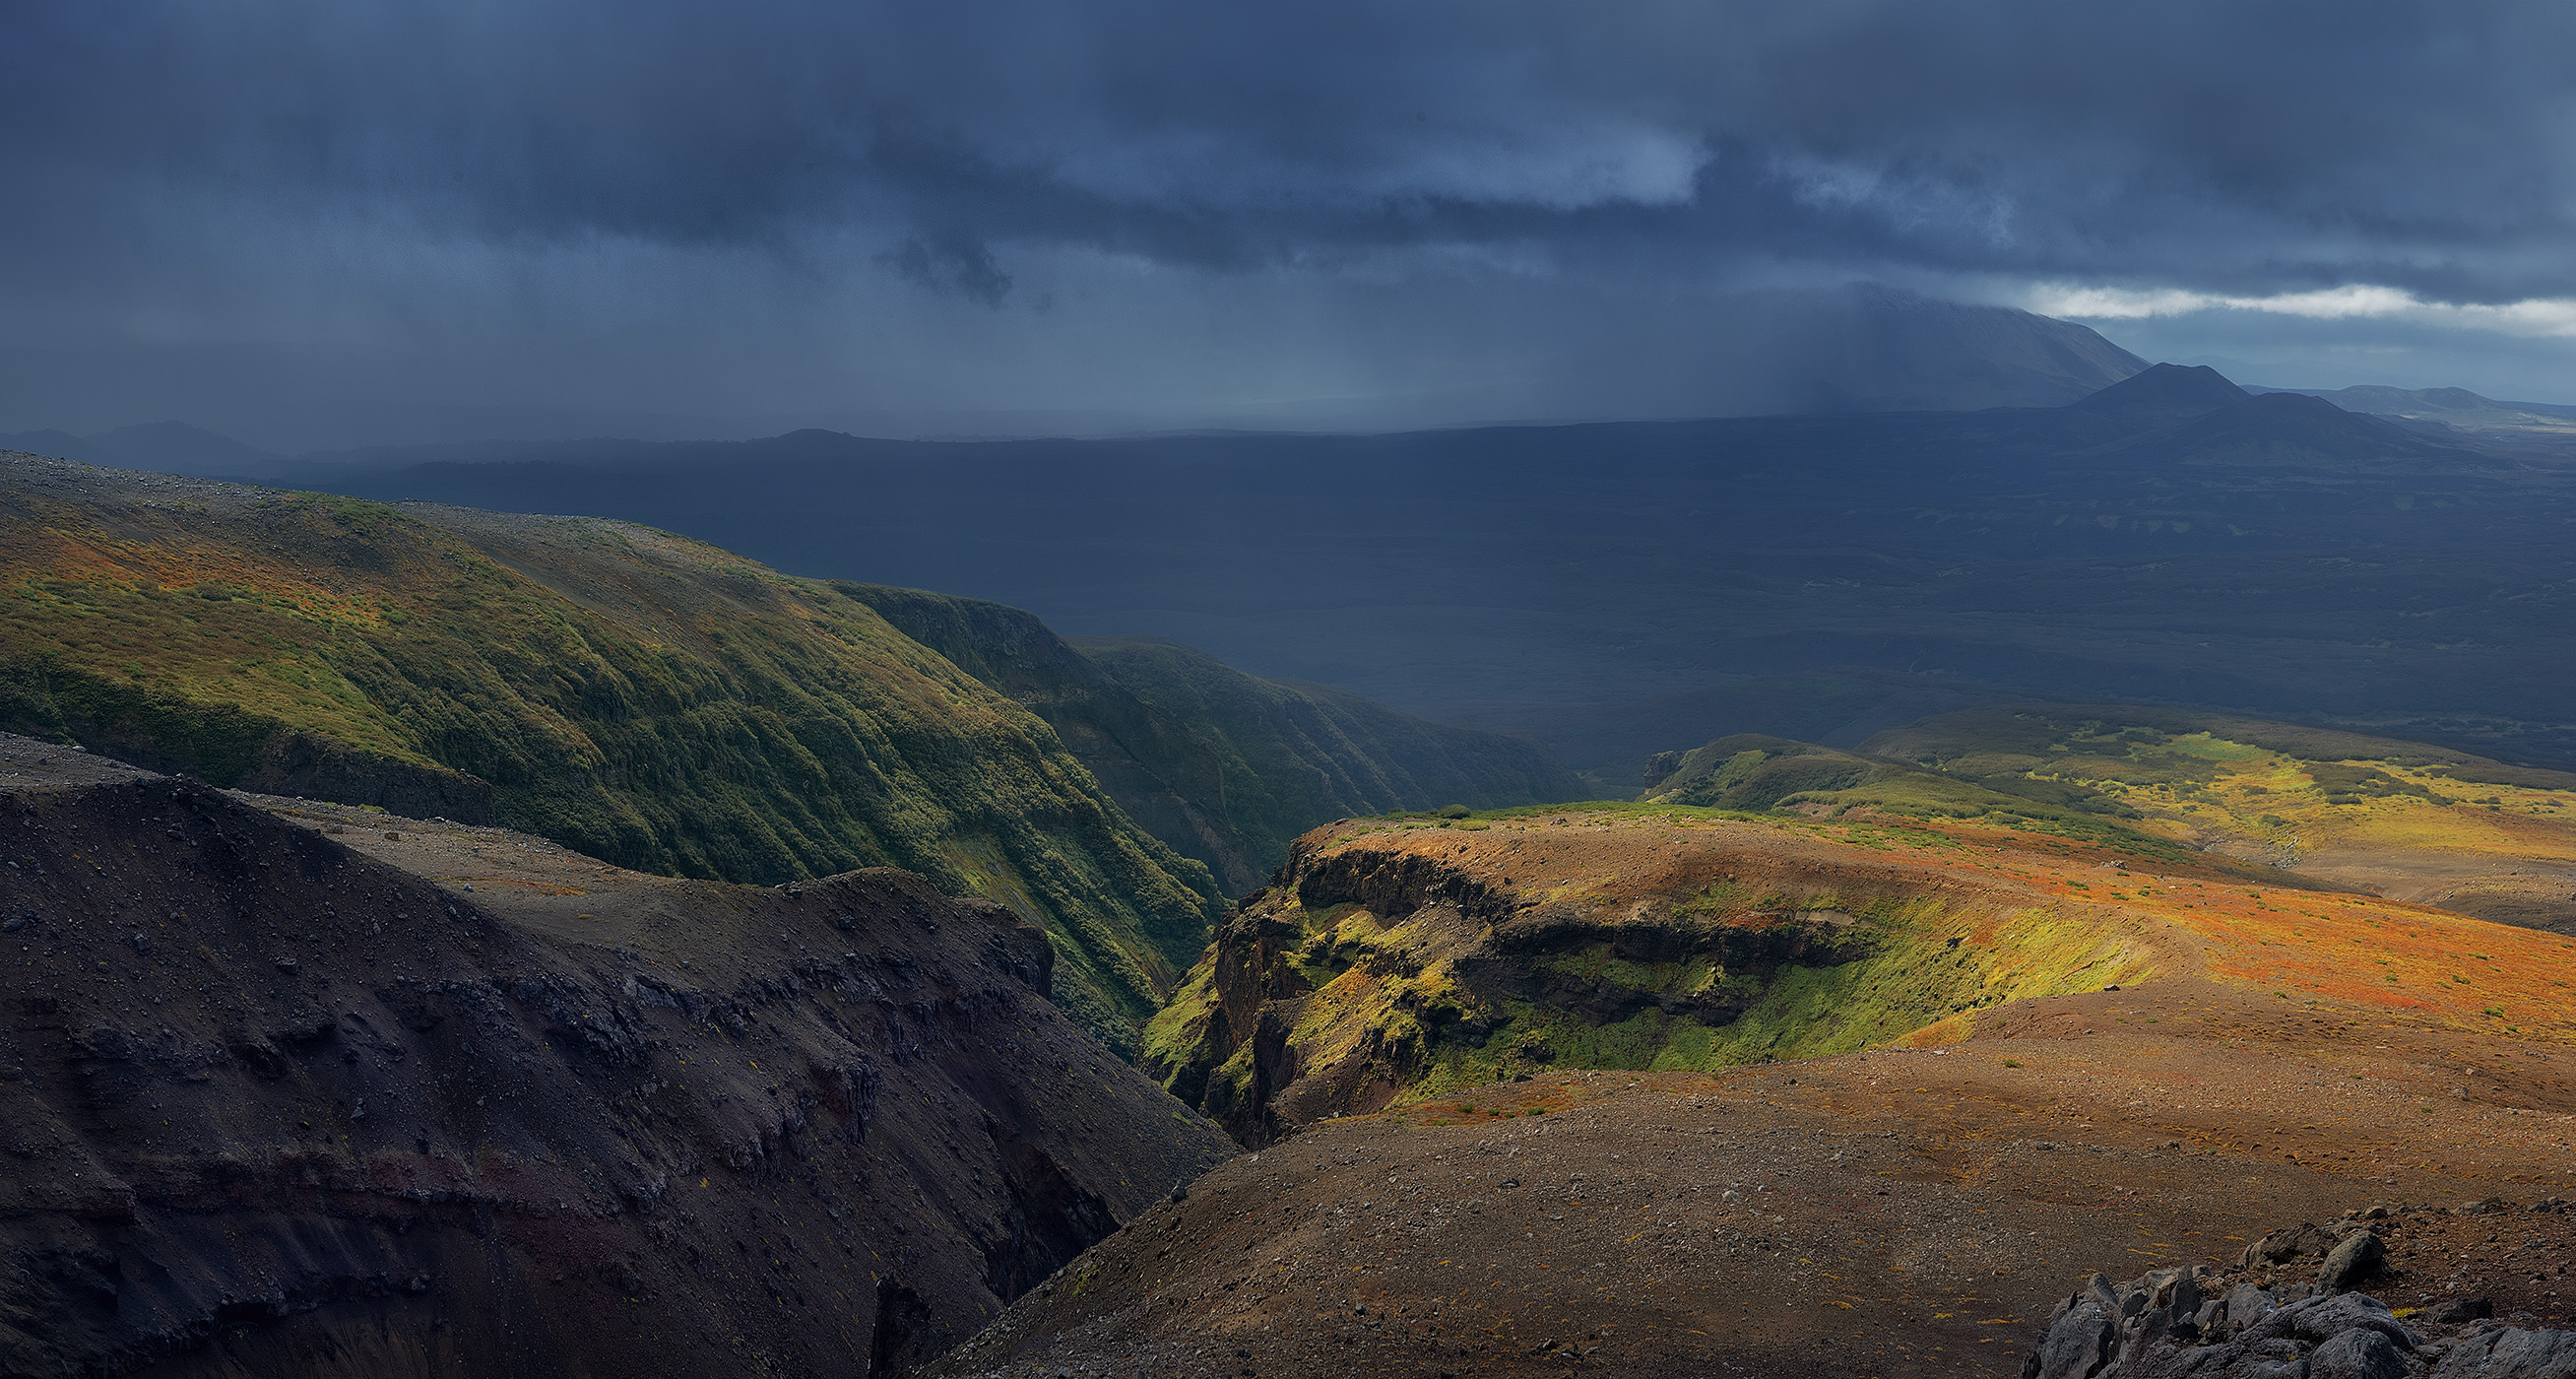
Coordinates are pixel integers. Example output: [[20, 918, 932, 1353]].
[[1641, 734, 1899, 810], [0, 454, 1219, 1046], [1140, 806, 2181, 1145], [1640, 728, 2190, 859], [1857, 703, 2576, 931], [836, 586, 1272, 892]]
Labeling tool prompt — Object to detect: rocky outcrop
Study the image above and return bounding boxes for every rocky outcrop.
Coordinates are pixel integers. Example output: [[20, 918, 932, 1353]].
[[2026, 1211, 2576, 1379], [1143, 824, 1904, 1146], [0, 748, 1233, 1377]]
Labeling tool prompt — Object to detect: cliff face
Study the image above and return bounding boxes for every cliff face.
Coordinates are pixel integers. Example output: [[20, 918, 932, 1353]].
[[0, 737, 1234, 1376], [1135, 809, 2145, 1147], [0, 454, 1222, 1047], [1144, 772, 2463, 1151]]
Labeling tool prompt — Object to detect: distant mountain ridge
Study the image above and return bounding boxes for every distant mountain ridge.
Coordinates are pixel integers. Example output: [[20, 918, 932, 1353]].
[[0, 285, 2148, 450], [1784, 284, 2148, 412], [0, 420, 290, 477], [2093, 387, 2470, 471], [31, 351, 2576, 779], [2257, 382, 2576, 437], [297, 359, 2576, 774]]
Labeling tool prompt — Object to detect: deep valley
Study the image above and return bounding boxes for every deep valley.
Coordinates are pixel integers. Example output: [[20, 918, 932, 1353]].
[[7, 374, 2576, 1377]]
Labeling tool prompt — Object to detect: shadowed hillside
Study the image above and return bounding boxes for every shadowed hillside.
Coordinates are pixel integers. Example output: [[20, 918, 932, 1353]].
[[844, 588, 1581, 893], [1072, 635, 1584, 883]]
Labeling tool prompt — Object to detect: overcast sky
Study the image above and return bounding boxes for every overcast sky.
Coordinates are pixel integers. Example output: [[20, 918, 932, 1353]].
[[6, 2, 2574, 447]]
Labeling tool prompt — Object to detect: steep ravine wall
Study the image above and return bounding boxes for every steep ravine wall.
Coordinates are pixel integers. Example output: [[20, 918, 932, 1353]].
[[0, 760, 1233, 1376]]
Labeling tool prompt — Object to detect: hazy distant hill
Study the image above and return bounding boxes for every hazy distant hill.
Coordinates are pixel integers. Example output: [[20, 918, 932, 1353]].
[[84, 420, 290, 475], [0, 420, 290, 477], [1199, 284, 2149, 424], [2264, 382, 2576, 438], [0, 427, 125, 468], [2094, 387, 2469, 470], [1448, 282, 2147, 420], [1766, 283, 2148, 412], [2067, 361, 2248, 425]]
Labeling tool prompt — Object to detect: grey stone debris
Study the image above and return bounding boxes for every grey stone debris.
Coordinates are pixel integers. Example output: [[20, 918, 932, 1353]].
[[2021, 1251, 2576, 1379]]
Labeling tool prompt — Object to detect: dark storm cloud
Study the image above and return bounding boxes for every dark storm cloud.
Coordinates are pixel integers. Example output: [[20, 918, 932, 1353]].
[[6, 0, 2573, 302], [6, 1, 2575, 440]]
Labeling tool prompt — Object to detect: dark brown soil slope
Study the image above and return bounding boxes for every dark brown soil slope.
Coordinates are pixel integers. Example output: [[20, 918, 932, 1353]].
[[935, 1022, 2576, 1379], [0, 734, 1234, 1377]]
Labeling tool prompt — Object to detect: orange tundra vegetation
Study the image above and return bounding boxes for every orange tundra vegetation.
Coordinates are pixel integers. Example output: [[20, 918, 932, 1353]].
[[1838, 812, 2576, 1040]]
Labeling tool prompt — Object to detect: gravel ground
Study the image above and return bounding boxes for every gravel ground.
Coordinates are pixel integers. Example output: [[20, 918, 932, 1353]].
[[934, 985, 2576, 1379]]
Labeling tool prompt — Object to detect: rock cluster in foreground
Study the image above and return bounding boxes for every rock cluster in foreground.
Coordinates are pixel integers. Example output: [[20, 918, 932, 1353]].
[[2028, 1205, 2576, 1379]]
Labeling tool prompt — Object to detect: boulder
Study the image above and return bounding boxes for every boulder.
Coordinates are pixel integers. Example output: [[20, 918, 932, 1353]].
[[2224, 1282, 2280, 1334], [2243, 1292, 2418, 1350], [2320, 1231, 2388, 1291], [2027, 1301, 2117, 1379], [2309, 1328, 2411, 1379], [2432, 1328, 2576, 1379]]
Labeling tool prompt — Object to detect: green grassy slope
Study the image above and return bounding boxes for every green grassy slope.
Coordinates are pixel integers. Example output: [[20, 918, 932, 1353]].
[[1641, 734, 1899, 810], [1072, 635, 1587, 880], [0, 455, 1218, 1048], [1637, 728, 2190, 859], [836, 585, 1272, 893]]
